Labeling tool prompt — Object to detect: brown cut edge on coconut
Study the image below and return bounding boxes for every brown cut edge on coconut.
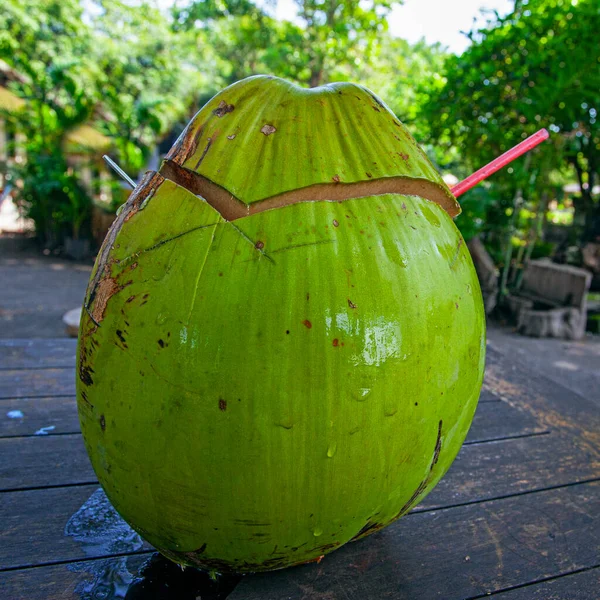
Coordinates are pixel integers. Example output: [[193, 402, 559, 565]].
[[84, 170, 164, 322], [159, 159, 461, 222]]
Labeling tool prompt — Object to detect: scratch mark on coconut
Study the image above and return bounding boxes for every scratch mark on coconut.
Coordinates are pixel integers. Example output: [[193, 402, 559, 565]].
[[450, 238, 464, 270], [118, 223, 222, 267], [194, 137, 213, 170], [159, 159, 460, 222], [85, 171, 163, 322], [227, 221, 275, 264], [186, 224, 219, 324], [271, 239, 336, 254], [395, 419, 443, 518]]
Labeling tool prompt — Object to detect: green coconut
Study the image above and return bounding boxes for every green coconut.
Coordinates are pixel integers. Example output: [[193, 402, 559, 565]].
[[77, 75, 485, 574]]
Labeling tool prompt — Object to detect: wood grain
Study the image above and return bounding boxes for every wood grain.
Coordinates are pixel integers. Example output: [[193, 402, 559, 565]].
[[0, 368, 75, 399], [0, 434, 96, 491], [0, 396, 79, 437], [465, 396, 546, 443], [418, 428, 600, 511], [0, 553, 244, 600], [1, 343, 598, 599], [490, 567, 600, 600], [0, 554, 151, 600], [228, 481, 600, 600], [1, 485, 116, 569], [0, 339, 77, 371]]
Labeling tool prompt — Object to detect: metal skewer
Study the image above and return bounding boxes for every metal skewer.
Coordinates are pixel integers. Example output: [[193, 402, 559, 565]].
[[102, 155, 137, 189]]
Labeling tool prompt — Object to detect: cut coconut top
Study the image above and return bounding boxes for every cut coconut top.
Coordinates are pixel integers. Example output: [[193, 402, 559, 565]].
[[161, 75, 460, 219]]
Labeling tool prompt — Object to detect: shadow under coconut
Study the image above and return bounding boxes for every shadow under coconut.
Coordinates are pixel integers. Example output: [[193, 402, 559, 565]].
[[125, 554, 242, 600]]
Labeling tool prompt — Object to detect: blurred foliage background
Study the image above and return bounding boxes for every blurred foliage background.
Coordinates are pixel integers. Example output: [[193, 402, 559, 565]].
[[0, 0, 599, 287]]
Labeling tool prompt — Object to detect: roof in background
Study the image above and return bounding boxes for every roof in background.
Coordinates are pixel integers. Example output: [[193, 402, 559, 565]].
[[0, 86, 26, 113]]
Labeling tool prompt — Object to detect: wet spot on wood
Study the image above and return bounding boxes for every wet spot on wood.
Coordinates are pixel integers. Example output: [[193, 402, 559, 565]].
[[219, 399, 227, 411], [261, 124, 276, 136], [302, 320, 312, 329]]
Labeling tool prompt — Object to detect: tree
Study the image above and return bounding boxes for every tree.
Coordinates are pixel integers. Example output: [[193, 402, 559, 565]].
[[89, 0, 211, 172], [173, 0, 401, 87], [423, 0, 600, 243], [0, 0, 99, 246], [293, 0, 398, 87]]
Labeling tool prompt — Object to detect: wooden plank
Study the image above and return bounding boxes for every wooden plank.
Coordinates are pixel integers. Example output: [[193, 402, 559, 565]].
[[0, 338, 77, 370], [0, 368, 74, 399], [465, 397, 546, 444], [0, 435, 96, 491], [0, 554, 152, 600], [492, 568, 600, 600], [0, 485, 152, 571], [0, 553, 243, 600], [2, 482, 598, 598], [490, 567, 600, 600], [0, 485, 108, 569], [228, 481, 600, 600], [419, 429, 600, 511], [484, 347, 600, 446], [0, 396, 79, 437]]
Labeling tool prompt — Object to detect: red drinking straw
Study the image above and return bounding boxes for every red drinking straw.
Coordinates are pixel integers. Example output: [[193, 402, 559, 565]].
[[450, 128, 549, 198]]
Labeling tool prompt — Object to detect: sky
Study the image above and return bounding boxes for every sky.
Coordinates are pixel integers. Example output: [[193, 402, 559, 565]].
[[156, 0, 515, 55], [386, 0, 514, 53]]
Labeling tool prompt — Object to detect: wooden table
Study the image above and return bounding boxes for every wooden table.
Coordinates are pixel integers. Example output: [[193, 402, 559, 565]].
[[1, 338, 599, 599]]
